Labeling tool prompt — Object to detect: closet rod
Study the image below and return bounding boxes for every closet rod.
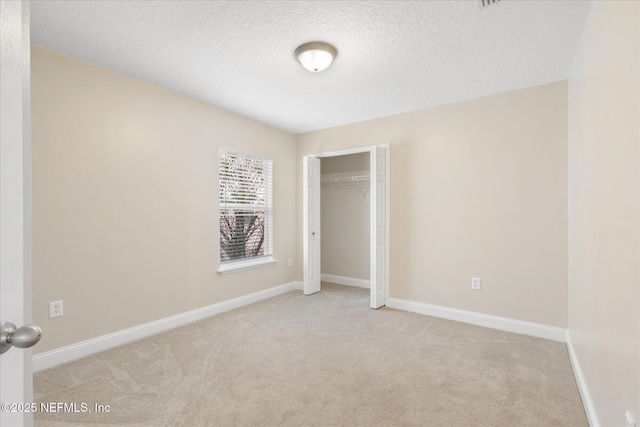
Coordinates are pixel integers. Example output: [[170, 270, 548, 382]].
[[320, 175, 369, 183]]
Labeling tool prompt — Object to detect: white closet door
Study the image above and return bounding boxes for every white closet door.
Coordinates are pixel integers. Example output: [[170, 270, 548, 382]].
[[370, 146, 387, 308], [303, 156, 321, 295]]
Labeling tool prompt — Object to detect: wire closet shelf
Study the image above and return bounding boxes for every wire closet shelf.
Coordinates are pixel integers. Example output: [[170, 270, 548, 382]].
[[321, 175, 370, 197]]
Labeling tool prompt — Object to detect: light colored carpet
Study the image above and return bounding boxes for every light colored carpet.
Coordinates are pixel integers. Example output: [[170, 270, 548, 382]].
[[34, 283, 587, 426]]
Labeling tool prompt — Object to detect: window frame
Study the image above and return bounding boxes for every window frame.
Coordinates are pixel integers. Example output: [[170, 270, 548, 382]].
[[217, 148, 275, 275]]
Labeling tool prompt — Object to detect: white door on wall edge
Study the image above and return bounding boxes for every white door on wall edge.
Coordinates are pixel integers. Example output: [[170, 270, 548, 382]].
[[370, 146, 387, 309], [0, 1, 34, 426], [303, 156, 321, 295]]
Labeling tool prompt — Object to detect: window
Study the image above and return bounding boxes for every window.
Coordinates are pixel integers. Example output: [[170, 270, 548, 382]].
[[218, 148, 274, 274]]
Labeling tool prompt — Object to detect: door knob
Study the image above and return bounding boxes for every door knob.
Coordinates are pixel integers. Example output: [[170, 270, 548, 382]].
[[0, 321, 42, 354]]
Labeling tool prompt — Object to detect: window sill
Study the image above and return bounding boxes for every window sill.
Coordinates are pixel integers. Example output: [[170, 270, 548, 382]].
[[217, 257, 277, 275]]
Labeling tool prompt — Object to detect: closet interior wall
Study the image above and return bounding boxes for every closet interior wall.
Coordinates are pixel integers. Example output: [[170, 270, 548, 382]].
[[321, 153, 371, 285]]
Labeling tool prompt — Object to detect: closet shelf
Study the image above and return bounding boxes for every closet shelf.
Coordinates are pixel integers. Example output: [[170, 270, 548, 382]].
[[321, 175, 370, 197]]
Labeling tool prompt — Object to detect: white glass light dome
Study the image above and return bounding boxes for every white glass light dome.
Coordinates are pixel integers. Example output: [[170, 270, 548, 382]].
[[295, 42, 337, 73]]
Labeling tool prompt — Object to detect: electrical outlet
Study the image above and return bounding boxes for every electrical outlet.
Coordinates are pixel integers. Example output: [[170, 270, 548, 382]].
[[49, 300, 63, 319], [288, 258, 293, 267], [471, 278, 482, 290], [626, 410, 637, 427]]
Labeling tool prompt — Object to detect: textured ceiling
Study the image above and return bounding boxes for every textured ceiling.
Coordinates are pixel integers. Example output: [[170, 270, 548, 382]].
[[30, 1, 593, 134]]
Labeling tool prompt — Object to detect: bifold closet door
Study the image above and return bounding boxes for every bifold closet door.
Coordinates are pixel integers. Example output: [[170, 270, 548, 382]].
[[370, 146, 387, 309], [303, 156, 321, 295]]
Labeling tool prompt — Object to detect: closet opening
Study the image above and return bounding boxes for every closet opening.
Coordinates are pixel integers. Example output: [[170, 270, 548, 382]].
[[303, 145, 389, 309], [320, 153, 371, 291]]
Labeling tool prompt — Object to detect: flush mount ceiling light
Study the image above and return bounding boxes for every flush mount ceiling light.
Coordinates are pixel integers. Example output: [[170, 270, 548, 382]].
[[294, 42, 337, 73]]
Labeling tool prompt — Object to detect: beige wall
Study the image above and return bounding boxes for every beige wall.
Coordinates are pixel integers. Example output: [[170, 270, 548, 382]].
[[321, 153, 370, 280], [297, 81, 569, 327], [31, 46, 297, 353], [567, 1, 640, 425]]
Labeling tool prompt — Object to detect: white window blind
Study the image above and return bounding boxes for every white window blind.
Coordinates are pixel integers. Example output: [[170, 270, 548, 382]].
[[219, 149, 273, 265]]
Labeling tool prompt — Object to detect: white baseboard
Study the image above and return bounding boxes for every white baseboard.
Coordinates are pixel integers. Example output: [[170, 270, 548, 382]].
[[33, 281, 300, 372], [566, 331, 599, 427], [321, 274, 370, 289], [385, 297, 567, 343]]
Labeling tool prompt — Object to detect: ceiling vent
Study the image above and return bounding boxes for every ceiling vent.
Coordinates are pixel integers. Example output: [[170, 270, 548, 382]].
[[478, 0, 500, 9]]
